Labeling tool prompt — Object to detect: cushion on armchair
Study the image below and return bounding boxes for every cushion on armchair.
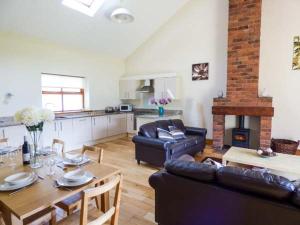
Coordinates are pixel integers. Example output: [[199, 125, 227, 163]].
[[157, 128, 176, 142]]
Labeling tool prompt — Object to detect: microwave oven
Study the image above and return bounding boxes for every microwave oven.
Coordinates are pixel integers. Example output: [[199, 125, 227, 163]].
[[119, 104, 133, 112]]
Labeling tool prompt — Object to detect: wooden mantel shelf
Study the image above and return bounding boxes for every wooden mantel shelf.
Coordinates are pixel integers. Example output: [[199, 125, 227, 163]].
[[212, 106, 274, 117]]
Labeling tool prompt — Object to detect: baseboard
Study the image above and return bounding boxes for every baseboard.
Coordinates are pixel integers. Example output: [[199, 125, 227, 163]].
[[89, 133, 127, 145]]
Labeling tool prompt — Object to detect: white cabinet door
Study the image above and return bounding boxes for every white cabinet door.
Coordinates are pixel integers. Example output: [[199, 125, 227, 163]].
[[4, 125, 27, 147], [126, 113, 135, 133], [58, 119, 74, 151], [107, 114, 127, 136], [119, 80, 128, 99], [73, 117, 92, 146], [164, 77, 178, 99], [154, 78, 165, 99], [154, 77, 180, 100], [119, 80, 140, 100], [42, 121, 59, 147], [92, 116, 108, 140]]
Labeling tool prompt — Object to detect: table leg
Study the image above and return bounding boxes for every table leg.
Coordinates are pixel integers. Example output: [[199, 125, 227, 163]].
[[0, 203, 12, 225]]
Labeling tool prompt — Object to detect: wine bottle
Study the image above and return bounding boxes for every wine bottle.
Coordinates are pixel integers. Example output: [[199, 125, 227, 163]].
[[22, 136, 30, 165]]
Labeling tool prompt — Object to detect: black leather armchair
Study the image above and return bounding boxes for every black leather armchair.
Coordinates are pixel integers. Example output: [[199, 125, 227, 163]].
[[132, 119, 207, 167]]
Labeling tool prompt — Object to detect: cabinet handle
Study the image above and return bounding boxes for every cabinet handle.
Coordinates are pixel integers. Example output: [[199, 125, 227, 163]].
[[94, 118, 96, 125], [54, 122, 57, 132], [60, 122, 63, 131], [2, 130, 5, 138]]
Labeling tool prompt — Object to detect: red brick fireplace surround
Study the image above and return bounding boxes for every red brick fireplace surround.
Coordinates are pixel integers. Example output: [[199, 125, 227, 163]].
[[212, 0, 274, 150]]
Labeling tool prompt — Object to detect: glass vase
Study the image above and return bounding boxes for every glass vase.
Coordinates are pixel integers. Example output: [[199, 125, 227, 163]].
[[29, 131, 42, 169], [158, 106, 165, 116]]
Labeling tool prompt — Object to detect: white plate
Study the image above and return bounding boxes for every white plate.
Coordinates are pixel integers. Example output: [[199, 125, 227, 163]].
[[0, 146, 18, 155], [62, 156, 90, 166], [63, 169, 87, 182], [4, 172, 32, 185], [57, 172, 93, 187], [0, 174, 38, 191]]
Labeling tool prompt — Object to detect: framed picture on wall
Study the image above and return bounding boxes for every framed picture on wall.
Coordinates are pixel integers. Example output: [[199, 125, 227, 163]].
[[192, 63, 209, 81], [293, 36, 300, 70]]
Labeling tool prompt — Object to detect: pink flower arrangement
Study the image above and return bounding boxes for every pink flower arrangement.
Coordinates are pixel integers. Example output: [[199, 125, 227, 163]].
[[150, 97, 172, 106]]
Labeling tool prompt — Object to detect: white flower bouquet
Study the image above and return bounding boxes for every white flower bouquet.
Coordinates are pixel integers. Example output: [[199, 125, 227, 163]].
[[14, 107, 55, 168]]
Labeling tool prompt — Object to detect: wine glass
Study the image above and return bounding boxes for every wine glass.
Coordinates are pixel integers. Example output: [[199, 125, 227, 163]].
[[45, 157, 56, 176], [8, 150, 17, 168]]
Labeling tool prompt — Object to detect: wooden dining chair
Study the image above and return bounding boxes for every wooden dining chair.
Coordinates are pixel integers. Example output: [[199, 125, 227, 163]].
[[55, 145, 104, 216], [58, 174, 122, 225], [52, 139, 65, 156], [82, 145, 104, 164]]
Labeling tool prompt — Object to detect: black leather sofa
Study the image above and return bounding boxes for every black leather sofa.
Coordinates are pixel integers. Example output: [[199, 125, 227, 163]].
[[132, 119, 207, 167], [149, 160, 300, 225]]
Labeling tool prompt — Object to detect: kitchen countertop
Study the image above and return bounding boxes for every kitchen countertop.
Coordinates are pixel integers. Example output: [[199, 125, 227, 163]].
[[135, 114, 181, 119], [0, 109, 183, 128]]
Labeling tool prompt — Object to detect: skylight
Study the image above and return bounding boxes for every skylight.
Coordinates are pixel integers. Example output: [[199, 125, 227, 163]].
[[62, 0, 105, 17]]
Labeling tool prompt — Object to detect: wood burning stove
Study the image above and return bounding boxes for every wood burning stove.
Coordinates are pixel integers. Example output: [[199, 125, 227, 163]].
[[232, 116, 250, 148]]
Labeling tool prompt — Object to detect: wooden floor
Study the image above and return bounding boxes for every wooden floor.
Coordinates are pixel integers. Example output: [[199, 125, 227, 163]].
[[94, 137, 158, 225], [54, 137, 158, 225]]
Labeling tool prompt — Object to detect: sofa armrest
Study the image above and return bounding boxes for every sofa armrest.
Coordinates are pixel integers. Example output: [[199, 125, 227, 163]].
[[132, 135, 170, 150], [185, 127, 207, 137]]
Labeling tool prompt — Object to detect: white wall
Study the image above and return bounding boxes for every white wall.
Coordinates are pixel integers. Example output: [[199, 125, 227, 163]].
[[125, 0, 229, 138], [260, 0, 300, 140], [0, 32, 125, 116]]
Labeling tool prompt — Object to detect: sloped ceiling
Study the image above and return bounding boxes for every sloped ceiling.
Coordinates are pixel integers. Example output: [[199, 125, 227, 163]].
[[0, 0, 190, 58]]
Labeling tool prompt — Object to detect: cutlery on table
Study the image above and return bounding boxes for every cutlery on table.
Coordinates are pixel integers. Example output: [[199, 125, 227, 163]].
[[53, 181, 72, 191]]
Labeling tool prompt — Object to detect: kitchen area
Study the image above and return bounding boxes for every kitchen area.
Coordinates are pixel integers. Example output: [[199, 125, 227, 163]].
[[0, 73, 182, 152]]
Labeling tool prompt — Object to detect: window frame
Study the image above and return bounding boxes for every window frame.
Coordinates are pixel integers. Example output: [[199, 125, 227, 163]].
[[42, 86, 85, 112]]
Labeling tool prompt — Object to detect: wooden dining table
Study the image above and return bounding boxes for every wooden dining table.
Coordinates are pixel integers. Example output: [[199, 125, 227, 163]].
[[0, 153, 121, 225]]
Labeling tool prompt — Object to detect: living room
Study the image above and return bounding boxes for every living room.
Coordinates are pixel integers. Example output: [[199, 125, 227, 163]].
[[0, 0, 300, 225]]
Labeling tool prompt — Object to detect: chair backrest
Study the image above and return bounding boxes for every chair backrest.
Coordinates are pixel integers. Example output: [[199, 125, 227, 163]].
[[82, 145, 103, 163], [52, 139, 65, 155], [0, 138, 8, 146], [80, 174, 123, 225]]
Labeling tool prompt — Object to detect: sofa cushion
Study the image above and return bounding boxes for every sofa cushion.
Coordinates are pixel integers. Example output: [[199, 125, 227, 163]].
[[139, 122, 157, 138], [165, 160, 217, 182], [157, 128, 176, 142], [168, 126, 186, 140], [171, 119, 186, 134], [217, 166, 295, 200], [155, 120, 173, 131]]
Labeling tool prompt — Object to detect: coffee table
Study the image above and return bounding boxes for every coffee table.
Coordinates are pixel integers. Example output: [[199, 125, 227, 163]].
[[223, 147, 300, 180]]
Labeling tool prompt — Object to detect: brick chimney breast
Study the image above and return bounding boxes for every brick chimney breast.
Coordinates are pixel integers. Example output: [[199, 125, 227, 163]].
[[212, 0, 274, 150]]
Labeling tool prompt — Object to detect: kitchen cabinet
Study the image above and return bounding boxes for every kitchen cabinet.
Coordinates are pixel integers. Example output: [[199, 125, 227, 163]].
[[92, 116, 108, 140], [3, 125, 26, 147], [154, 77, 180, 100], [119, 80, 140, 99], [126, 113, 135, 133], [42, 119, 74, 151], [73, 117, 92, 146], [107, 114, 127, 136]]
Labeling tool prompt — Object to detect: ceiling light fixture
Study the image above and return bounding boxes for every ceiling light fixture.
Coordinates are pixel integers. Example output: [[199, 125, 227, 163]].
[[110, 0, 134, 24], [62, 0, 105, 17]]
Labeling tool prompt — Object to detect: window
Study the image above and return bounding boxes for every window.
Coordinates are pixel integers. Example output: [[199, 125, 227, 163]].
[[42, 74, 85, 112], [62, 0, 106, 17]]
